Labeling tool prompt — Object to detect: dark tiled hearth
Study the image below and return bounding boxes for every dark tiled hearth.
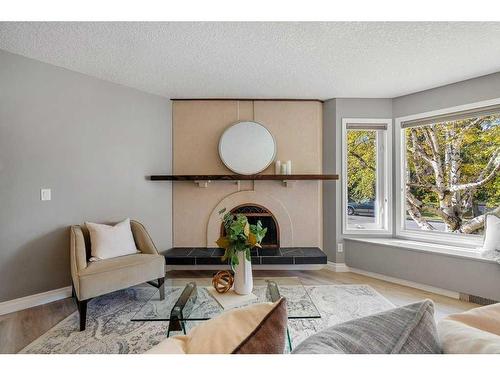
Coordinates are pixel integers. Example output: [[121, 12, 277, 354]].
[[162, 247, 327, 267]]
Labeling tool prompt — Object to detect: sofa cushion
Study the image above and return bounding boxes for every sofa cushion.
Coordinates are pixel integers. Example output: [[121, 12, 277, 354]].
[[292, 299, 440, 354], [78, 253, 164, 300], [438, 302, 500, 353], [445, 302, 500, 335], [146, 298, 288, 354], [438, 319, 500, 354]]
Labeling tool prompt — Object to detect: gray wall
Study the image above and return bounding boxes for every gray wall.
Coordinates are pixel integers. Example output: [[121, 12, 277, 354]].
[[0, 50, 172, 302], [345, 240, 500, 301], [344, 72, 500, 299], [393, 71, 500, 117], [323, 98, 392, 263]]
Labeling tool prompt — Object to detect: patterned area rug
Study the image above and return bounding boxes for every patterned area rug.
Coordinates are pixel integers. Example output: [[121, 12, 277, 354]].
[[20, 284, 394, 354]]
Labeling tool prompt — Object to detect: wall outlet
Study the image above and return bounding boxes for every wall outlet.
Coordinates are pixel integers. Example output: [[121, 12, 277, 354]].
[[40, 188, 51, 201], [337, 243, 343, 253]]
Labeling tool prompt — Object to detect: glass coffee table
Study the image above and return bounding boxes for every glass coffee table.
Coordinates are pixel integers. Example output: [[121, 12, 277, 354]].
[[132, 277, 320, 350]]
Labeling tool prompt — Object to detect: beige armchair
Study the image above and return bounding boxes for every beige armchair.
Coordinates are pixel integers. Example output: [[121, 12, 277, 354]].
[[70, 220, 165, 331]]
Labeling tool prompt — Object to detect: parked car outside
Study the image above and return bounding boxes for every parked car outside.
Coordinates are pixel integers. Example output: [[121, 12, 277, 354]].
[[347, 199, 375, 216]]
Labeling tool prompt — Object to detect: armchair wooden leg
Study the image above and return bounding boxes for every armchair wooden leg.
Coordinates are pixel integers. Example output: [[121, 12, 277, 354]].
[[77, 299, 88, 331], [158, 277, 165, 301]]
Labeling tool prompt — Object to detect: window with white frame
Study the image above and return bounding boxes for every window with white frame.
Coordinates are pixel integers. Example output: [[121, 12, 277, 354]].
[[396, 104, 500, 245], [342, 119, 392, 234]]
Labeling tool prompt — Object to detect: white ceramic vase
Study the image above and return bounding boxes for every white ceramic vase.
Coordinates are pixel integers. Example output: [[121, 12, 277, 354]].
[[233, 251, 253, 295]]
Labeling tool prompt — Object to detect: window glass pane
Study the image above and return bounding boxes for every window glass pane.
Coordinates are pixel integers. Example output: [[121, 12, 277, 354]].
[[404, 113, 500, 235], [346, 129, 378, 229]]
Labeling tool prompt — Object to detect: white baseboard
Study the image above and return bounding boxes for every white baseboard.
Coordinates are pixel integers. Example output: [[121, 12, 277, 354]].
[[0, 286, 72, 316], [325, 261, 350, 272], [348, 267, 460, 299], [323, 262, 459, 299]]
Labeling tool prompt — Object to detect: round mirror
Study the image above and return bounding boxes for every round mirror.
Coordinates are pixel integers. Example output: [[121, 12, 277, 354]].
[[218, 121, 276, 175]]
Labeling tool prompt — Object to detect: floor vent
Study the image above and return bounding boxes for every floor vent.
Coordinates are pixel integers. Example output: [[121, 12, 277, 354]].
[[459, 293, 498, 306]]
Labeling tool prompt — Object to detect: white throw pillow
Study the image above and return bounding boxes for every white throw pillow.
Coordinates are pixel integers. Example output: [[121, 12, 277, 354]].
[[86, 218, 139, 261], [482, 214, 500, 252]]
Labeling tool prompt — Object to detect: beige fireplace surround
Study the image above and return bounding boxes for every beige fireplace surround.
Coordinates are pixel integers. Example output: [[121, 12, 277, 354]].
[[172, 100, 323, 249]]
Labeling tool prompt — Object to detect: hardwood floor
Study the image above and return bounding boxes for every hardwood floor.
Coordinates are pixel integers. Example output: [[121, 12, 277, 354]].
[[0, 269, 479, 354], [0, 297, 76, 354]]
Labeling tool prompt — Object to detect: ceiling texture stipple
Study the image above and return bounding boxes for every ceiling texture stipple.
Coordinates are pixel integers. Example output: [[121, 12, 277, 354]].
[[1, 22, 500, 99]]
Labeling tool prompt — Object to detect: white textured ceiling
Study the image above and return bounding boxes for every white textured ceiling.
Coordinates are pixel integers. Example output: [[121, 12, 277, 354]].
[[1, 22, 500, 99]]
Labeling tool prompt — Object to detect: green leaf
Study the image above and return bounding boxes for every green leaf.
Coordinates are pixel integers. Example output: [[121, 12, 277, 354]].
[[222, 247, 233, 262], [231, 253, 239, 268]]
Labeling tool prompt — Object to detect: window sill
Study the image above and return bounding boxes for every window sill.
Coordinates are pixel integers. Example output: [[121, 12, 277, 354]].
[[343, 229, 392, 235], [343, 237, 500, 264]]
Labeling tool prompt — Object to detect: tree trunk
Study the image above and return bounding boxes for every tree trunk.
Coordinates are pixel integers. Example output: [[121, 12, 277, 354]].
[[405, 184, 435, 230], [406, 200, 435, 230], [460, 205, 500, 234], [407, 123, 498, 234]]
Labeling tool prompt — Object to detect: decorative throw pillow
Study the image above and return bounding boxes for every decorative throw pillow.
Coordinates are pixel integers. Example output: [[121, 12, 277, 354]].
[[85, 218, 138, 261], [146, 298, 288, 354], [482, 214, 500, 252], [292, 299, 441, 354], [438, 302, 500, 354]]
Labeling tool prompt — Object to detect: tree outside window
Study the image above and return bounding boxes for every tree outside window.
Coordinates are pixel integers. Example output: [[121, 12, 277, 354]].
[[404, 114, 500, 235], [346, 130, 377, 229]]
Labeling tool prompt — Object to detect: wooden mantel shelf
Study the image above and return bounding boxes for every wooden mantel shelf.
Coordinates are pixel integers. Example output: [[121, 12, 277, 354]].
[[150, 174, 338, 181], [149, 174, 338, 188]]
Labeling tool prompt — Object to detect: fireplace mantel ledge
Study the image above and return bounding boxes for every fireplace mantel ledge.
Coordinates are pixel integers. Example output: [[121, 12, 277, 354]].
[[149, 174, 339, 187]]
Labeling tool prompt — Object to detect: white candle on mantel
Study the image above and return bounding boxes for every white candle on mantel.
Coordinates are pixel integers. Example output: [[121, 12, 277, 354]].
[[275, 160, 281, 175], [286, 160, 292, 175], [280, 163, 287, 175]]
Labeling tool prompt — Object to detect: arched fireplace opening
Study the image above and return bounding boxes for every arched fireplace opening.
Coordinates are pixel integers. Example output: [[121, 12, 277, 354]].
[[220, 203, 280, 249]]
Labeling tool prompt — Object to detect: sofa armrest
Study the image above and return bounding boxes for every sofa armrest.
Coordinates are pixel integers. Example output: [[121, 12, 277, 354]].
[[70, 225, 88, 299], [131, 220, 159, 255], [70, 225, 88, 271]]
